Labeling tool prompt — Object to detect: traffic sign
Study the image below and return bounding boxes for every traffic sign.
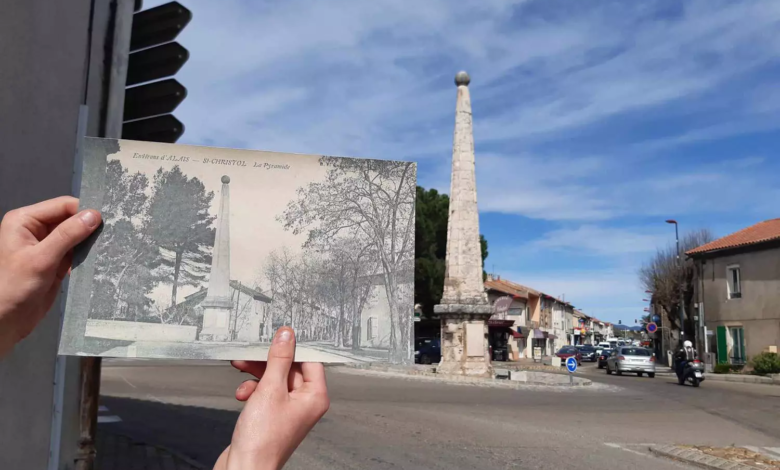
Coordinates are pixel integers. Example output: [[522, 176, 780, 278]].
[[646, 322, 658, 334], [123, 1, 191, 143], [566, 356, 578, 373], [130, 1, 192, 52], [122, 114, 184, 143], [123, 79, 187, 121], [652, 314, 660, 323]]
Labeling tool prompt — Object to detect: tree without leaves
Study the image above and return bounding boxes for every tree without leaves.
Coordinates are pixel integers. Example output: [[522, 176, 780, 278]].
[[414, 186, 489, 315], [145, 166, 216, 308], [262, 247, 301, 333], [316, 237, 378, 350], [280, 157, 416, 363], [638, 228, 714, 337]]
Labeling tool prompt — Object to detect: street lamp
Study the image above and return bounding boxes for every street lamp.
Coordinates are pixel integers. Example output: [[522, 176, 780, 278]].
[[666, 219, 685, 344]]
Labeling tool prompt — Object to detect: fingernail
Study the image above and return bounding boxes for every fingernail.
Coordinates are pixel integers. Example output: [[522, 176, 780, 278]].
[[79, 210, 99, 228], [275, 329, 292, 344], [236, 384, 245, 394]]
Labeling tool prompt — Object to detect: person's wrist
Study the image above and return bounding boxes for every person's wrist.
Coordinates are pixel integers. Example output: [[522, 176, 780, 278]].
[[226, 449, 283, 470]]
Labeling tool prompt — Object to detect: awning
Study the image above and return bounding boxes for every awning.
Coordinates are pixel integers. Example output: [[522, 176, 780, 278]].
[[532, 329, 546, 339], [510, 328, 523, 339], [547, 334, 557, 340]]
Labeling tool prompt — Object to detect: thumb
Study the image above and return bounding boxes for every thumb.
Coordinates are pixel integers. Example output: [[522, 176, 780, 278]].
[[37, 210, 101, 264], [261, 327, 296, 389]]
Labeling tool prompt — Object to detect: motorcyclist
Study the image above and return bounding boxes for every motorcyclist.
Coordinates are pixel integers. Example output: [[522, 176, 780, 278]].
[[674, 340, 698, 379]]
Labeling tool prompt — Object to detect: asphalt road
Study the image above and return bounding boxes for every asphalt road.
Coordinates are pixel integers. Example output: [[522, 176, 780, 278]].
[[99, 359, 780, 469]]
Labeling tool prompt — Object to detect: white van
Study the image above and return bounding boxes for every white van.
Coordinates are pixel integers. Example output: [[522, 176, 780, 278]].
[[596, 342, 612, 355]]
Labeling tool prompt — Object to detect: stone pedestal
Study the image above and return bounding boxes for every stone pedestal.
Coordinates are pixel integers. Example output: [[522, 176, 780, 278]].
[[434, 304, 494, 377], [199, 299, 233, 342]]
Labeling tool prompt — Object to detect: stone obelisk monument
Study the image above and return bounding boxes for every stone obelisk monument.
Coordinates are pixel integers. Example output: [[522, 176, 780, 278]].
[[434, 71, 493, 377], [200, 175, 233, 341]]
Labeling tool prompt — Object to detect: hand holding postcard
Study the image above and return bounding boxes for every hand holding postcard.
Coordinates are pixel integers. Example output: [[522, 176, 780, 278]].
[[59, 138, 415, 363]]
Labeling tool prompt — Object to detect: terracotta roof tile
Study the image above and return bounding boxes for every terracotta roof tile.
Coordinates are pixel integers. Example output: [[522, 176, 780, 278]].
[[687, 218, 780, 255], [485, 279, 529, 299]]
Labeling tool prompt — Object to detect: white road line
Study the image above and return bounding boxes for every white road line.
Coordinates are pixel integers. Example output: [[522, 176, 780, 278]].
[[97, 415, 122, 424], [147, 394, 166, 404], [603, 443, 654, 458], [98, 405, 109, 412], [121, 375, 138, 389]]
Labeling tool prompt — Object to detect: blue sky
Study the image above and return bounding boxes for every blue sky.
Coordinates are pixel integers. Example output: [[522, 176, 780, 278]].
[[145, 0, 780, 324]]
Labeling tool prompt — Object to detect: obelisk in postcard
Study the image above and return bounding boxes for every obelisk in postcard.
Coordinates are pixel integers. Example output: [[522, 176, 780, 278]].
[[200, 175, 233, 341], [434, 71, 493, 377]]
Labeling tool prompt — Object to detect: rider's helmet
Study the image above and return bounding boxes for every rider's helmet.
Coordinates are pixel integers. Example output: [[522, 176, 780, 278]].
[[683, 340, 693, 348]]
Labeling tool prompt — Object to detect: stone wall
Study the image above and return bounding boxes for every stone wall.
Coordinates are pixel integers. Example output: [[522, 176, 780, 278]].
[[86, 320, 197, 342]]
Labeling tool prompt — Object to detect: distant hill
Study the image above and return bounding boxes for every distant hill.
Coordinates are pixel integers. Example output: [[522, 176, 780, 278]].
[[613, 324, 643, 332]]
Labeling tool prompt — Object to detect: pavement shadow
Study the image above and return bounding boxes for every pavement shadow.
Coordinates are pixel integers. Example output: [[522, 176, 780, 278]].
[[99, 395, 240, 466]]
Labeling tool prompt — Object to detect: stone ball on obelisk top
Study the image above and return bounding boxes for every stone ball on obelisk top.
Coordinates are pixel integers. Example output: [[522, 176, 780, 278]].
[[221, 175, 230, 184], [455, 71, 470, 87]]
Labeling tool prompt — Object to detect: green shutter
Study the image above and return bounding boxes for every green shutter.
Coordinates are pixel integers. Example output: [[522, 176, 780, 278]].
[[716, 326, 728, 364]]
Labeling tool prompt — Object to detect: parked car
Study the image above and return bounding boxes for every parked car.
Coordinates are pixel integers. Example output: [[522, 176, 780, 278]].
[[605, 346, 655, 377], [578, 344, 597, 362], [415, 338, 441, 364], [555, 346, 582, 365], [597, 349, 611, 369]]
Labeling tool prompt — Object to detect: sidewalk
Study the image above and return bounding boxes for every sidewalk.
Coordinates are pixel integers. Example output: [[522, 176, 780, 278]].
[[705, 373, 780, 385], [97, 431, 206, 470], [650, 445, 780, 470]]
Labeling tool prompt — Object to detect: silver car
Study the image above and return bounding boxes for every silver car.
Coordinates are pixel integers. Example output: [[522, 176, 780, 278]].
[[605, 346, 656, 378]]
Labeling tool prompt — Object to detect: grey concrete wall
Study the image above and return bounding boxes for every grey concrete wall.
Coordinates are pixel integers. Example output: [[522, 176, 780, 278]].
[[0, 1, 93, 468], [700, 246, 780, 358]]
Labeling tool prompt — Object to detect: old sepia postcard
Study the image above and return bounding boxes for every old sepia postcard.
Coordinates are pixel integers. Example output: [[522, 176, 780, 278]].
[[59, 138, 415, 363]]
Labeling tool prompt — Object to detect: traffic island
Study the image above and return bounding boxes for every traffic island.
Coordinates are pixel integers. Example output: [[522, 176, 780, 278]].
[[338, 363, 593, 388], [649, 445, 780, 470]]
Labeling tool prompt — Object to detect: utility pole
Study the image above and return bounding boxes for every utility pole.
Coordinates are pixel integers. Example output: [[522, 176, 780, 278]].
[[666, 219, 685, 345]]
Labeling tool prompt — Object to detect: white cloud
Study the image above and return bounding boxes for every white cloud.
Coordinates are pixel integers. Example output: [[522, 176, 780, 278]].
[[530, 225, 668, 255], [148, 0, 780, 159]]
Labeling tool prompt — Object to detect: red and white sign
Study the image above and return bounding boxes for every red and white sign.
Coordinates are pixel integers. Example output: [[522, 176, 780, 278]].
[[492, 296, 514, 319]]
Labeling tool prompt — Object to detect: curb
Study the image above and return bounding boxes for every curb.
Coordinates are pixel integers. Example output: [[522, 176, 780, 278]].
[[706, 374, 779, 385], [649, 446, 755, 470], [338, 365, 593, 388]]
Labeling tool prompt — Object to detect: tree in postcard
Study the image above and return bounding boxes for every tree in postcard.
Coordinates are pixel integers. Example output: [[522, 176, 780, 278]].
[[145, 166, 216, 308], [281, 157, 415, 362]]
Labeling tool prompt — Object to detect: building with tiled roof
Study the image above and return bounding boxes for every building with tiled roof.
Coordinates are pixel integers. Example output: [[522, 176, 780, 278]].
[[687, 218, 780, 256], [687, 218, 780, 365]]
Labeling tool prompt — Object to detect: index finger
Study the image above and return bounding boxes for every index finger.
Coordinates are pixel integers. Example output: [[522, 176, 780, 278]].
[[18, 196, 80, 225], [300, 362, 327, 392]]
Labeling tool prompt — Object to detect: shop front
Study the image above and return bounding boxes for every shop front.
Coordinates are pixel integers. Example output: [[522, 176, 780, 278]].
[[488, 319, 520, 361], [529, 329, 555, 360]]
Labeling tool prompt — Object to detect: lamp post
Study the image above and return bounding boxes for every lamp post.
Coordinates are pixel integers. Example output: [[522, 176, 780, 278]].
[[666, 219, 685, 346]]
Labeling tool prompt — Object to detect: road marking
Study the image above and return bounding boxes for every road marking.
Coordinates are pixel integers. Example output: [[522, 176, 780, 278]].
[[98, 405, 109, 412], [121, 375, 138, 389], [604, 443, 654, 458], [97, 415, 122, 424]]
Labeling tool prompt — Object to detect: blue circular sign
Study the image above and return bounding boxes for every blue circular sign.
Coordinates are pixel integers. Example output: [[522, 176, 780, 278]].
[[652, 315, 660, 323], [647, 322, 658, 334], [566, 356, 578, 373]]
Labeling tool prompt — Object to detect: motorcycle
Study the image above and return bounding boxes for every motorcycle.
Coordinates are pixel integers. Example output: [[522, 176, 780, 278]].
[[678, 359, 705, 387]]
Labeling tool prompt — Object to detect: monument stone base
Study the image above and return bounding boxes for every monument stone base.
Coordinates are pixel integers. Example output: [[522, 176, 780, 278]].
[[434, 303, 494, 377], [199, 305, 232, 342]]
